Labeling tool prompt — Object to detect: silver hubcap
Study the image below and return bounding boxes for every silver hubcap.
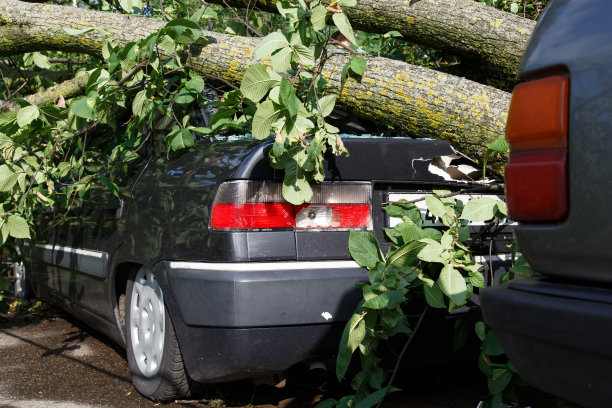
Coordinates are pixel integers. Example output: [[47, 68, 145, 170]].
[[129, 268, 165, 378]]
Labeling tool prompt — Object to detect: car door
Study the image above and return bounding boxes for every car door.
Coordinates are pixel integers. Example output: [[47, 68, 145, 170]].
[[44, 155, 151, 321]]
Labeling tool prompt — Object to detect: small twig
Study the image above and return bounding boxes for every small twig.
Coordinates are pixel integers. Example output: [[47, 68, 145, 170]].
[[158, 0, 167, 21], [330, 39, 357, 55], [47, 58, 87, 65], [221, 0, 263, 37], [116, 61, 148, 87]]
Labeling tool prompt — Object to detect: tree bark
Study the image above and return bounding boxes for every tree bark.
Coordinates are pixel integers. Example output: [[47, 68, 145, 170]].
[[209, 0, 535, 82], [0, 74, 89, 112], [0, 0, 510, 158]]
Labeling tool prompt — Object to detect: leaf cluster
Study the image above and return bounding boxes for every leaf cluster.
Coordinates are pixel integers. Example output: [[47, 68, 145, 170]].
[[327, 190, 533, 408]]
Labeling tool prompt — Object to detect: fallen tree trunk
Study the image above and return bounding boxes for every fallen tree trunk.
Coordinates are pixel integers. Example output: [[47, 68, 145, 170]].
[[0, 0, 510, 158], [209, 0, 535, 82]]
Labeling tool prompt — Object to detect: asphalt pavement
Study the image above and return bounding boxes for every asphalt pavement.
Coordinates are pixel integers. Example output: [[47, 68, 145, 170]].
[[0, 303, 573, 408]]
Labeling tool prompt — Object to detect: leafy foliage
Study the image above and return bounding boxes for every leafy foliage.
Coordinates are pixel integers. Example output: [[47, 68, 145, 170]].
[[325, 191, 534, 408]]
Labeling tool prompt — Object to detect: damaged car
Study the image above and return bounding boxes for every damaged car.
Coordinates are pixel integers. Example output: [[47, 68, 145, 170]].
[[23, 134, 510, 401]]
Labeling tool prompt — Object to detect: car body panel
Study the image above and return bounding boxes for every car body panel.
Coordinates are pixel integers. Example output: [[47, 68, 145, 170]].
[[482, 1, 612, 406], [515, 0, 612, 283]]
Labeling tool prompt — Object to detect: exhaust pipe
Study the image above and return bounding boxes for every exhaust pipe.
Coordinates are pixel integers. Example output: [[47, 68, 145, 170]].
[[308, 359, 327, 376]]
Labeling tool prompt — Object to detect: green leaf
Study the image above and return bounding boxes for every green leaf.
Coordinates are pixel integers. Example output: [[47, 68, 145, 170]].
[[99, 175, 120, 199], [131, 89, 149, 117], [421, 277, 446, 308], [461, 197, 499, 222], [488, 134, 510, 152], [482, 135, 509, 177], [185, 75, 205, 93], [440, 231, 454, 249], [349, 231, 383, 269], [170, 128, 195, 151], [348, 56, 366, 78], [362, 290, 405, 309], [174, 88, 195, 105], [489, 368, 513, 394], [468, 271, 485, 288], [279, 78, 300, 118], [336, 309, 366, 380], [7, 215, 30, 239], [118, 0, 133, 12], [71, 97, 95, 120], [253, 32, 290, 61], [315, 399, 338, 408], [495, 201, 507, 218], [0, 111, 16, 127], [0, 165, 20, 192], [292, 43, 315, 68], [339, 0, 357, 6], [190, 5, 215, 22], [425, 195, 448, 219], [317, 94, 336, 117], [281, 158, 313, 205], [32, 52, 51, 69], [438, 264, 468, 306], [158, 34, 176, 54], [417, 239, 444, 263], [270, 47, 293, 72], [387, 240, 425, 268], [475, 321, 486, 341], [332, 13, 357, 44], [164, 19, 203, 44], [311, 5, 328, 30], [0, 221, 9, 245], [252, 100, 285, 140], [384, 202, 423, 228], [353, 387, 390, 408], [16, 106, 39, 128], [482, 330, 505, 356], [383, 30, 402, 38], [240, 65, 281, 102], [509, 256, 534, 278]]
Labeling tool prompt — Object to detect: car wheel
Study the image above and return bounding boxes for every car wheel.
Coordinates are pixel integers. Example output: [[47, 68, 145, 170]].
[[125, 266, 193, 401]]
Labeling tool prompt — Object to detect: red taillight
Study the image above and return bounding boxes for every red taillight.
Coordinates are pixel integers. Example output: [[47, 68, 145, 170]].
[[210, 181, 372, 230], [505, 75, 569, 222]]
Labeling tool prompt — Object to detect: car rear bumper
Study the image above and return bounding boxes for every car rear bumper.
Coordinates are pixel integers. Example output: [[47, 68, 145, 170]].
[[481, 279, 612, 408], [154, 260, 367, 382]]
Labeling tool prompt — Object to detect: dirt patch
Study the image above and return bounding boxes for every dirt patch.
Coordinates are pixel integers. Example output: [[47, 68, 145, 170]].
[[0, 299, 573, 408]]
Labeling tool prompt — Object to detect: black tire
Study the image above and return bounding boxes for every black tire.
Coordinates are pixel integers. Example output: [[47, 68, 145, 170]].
[[125, 266, 193, 401]]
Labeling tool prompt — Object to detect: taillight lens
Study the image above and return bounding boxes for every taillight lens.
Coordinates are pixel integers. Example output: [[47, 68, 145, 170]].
[[210, 181, 372, 230], [505, 75, 569, 222]]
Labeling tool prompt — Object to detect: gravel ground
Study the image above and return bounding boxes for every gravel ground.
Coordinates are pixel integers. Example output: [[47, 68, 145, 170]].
[[0, 303, 576, 408]]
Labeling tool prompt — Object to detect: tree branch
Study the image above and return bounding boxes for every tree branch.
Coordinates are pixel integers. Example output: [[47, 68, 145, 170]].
[[203, 0, 535, 82], [0, 74, 89, 113], [0, 0, 511, 158]]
